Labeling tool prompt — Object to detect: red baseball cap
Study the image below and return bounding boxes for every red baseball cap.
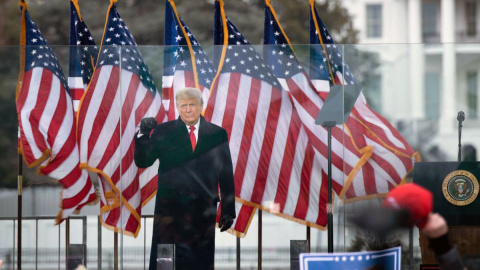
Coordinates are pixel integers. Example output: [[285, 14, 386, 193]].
[[382, 183, 433, 229]]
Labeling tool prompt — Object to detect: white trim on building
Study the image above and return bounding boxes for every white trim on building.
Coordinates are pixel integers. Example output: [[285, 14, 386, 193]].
[[342, 0, 480, 161]]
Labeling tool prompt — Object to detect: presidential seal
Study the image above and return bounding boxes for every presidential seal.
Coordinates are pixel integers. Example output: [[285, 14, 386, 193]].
[[442, 170, 479, 206]]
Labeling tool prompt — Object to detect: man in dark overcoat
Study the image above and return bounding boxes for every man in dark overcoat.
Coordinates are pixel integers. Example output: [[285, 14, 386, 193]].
[[134, 87, 236, 270]]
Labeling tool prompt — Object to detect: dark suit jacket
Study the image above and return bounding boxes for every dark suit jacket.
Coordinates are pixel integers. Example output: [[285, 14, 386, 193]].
[[134, 115, 235, 270]]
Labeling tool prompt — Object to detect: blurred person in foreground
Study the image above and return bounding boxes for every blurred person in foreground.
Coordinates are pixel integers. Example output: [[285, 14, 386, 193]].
[[351, 183, 465, 270], [421, 212, 466, 270], [134, 87, 236, 270], [382, 183, 465, 270]]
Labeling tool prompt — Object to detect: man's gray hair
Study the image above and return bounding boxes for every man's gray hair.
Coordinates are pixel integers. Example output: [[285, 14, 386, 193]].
[[175, 87, 204, 106]]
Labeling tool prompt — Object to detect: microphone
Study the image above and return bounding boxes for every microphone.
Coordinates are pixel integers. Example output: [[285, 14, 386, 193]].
[[457, 111, 465, 123], [458, 111, 465, 161]]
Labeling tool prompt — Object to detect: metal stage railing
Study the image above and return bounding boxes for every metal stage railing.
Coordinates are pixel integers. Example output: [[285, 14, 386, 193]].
[[0, 215, 302, 270]]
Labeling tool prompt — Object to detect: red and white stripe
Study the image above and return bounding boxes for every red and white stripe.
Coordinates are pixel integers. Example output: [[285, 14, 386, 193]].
[[205, 71, 330, 228], [279, 72, 368, 192], [68, 76, 86, 114], [77, 66, 165, 237], [17, 67, 97, 223], [310, 73, 417, 200]]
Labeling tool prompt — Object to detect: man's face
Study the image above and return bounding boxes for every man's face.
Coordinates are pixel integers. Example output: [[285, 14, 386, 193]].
[[177, 97, 202, 126]]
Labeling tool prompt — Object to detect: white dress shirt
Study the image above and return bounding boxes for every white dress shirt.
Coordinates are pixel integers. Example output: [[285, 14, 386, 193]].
[[186, 120, 200, 144]]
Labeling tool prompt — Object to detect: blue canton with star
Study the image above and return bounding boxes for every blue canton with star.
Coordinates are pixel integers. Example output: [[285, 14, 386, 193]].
[[264, 7, 304, 81], [163, 5, 216, 89], [309, 8, 357, 86], [215, 14, 281, 90], [96, 4, 157, 96], [24, 8, 68, 91], [69, 2, 98, 85]]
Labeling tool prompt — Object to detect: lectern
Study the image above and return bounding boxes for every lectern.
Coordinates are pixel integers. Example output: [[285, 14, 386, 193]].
[[413, 161, 480, 264]]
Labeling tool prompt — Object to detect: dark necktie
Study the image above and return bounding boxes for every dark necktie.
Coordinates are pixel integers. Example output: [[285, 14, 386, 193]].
[[189, 126, 196, 151]]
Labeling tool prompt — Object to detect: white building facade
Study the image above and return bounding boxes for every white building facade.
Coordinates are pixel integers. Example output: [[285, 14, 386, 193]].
[[342, 0, 480, 161]]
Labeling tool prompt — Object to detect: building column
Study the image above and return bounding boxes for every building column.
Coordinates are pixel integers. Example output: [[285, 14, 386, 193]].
[[408, 0, 424, 119], [408, 0, 422, 43], [439, 0, 456, 134]]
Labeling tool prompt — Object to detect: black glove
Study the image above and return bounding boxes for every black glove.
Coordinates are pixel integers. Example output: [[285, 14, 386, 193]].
[[139, 117, 157, 135], [219, 215, 234, 232]]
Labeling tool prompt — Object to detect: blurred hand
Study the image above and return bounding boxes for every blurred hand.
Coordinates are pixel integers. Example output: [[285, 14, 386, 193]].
[[421, 213, 448, 239], [139, 117, 157, 135], [219, 215, 234, 232]]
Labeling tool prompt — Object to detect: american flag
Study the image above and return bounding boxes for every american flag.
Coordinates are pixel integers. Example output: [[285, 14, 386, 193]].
[[264, 0, 367, 202], [16, 1, 97, 224], [68, 0, 98, 113], [77, 1, 165, 237], [163, 0, 215, 120], [206, 0, 329, 229], [163, 0, 255, 237], [308, 0, 420, 200]]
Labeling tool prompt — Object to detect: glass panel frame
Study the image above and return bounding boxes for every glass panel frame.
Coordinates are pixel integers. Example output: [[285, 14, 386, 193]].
[[3, 42, 480, 269]]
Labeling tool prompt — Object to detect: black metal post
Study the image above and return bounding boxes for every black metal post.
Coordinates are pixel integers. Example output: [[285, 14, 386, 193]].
[[306, 226, 311, 253], [326, 125, 334, 253], [83, 217, 87, 266], [66, 218, 70, 270], [258, 210, 262, 270], [236, 237, 240, 270], [114, 232, 118, 270], [18, 154, 22, 270], [144, 217, 147, 270], [98, 216, 102, 270]]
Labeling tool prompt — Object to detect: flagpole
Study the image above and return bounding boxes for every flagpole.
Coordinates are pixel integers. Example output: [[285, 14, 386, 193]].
[[114, 232, 118, 270], [236, 237, 240, 270], [17, 154, 22, 270], [258, 210, 262, 270], [310, 5, 339, 251], [306, 226, 311, 253], [17, 0, 26, 266], [66, 218, 70, 270]]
